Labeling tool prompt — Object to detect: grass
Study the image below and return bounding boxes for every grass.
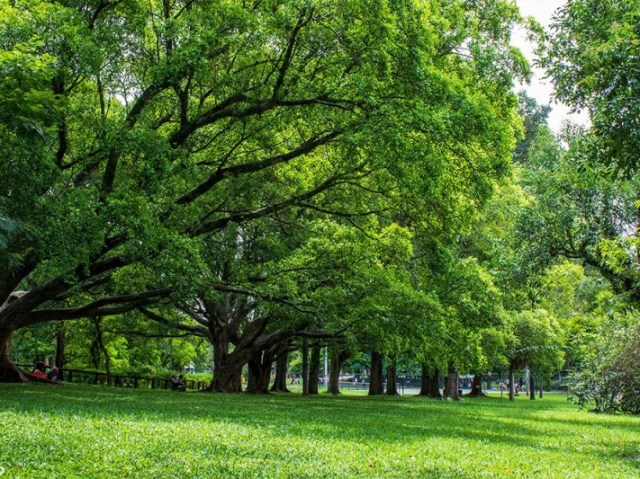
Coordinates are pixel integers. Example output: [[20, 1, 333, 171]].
[[0, 384, 638, 479]]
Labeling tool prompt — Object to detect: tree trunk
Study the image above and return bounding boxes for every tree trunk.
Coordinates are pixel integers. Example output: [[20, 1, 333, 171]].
[[419, 364, 441, 398], [467, 373, 485, 397], [208, 331, 244, 392], [211, 358, 244, 392], [328, 348, 348, 395], [509, 364, 515, 401], [308, 344, 320, 395], [443, 363, 460, 400], [301, 338, 309, 396], [385, 358, 398, 395], [246, 354, 271, 394], [270, 351, 290, 393], [327, 349, 340, 395], [55, 322, 65, 381], [529, 373, 535, 400], [93, 318, 111, 386], [368, 350, 384, 396], [0, 331, 26, 383], [539, 379, 544, 398]]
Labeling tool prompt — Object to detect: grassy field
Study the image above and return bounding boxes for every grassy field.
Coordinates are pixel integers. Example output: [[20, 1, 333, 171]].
[[0, 384, 638, 479]]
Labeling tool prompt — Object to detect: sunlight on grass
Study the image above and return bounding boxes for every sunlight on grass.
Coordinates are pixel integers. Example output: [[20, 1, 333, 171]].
[[0, 384, 638, 478]]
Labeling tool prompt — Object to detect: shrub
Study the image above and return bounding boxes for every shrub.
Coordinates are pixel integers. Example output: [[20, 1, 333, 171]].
[[569, 322, 640, 414]]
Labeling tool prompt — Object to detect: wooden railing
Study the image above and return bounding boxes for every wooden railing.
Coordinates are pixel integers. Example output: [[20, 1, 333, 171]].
[[19, 364, 208, 391]]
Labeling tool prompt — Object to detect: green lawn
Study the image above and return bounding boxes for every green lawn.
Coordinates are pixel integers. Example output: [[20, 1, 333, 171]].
[[0, 384, 638, 479]]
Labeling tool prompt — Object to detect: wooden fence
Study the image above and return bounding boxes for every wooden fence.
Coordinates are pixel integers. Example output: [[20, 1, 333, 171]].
[[20, 364, 208, 391]]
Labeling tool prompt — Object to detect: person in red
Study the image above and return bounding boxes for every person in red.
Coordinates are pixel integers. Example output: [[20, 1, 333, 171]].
[[31, 362, 47, 379]]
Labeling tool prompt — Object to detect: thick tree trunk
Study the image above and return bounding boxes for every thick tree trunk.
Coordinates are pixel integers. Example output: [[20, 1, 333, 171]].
[[211, 360, 243, 392], [385, 359, 398, 395], [301, 338, 309, 396], [208, 331, 244, 392], [270, 351, 290, 393], [467, 374, 485, 397], [368, 350, 384, 396], [308, 344, 320, 395], [328, 349, 348, 395], [0, 331, 26, 383], [419, 364, 441, 398], [246, 354, 271, 394], [443, 363, 460, 400]]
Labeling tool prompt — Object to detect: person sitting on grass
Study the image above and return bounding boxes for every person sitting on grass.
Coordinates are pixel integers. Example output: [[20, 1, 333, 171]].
[[47, 366, 60, 382], [176, 375, 186, 391], [171, 375, 187, 391], [31, 362, 47, 379]]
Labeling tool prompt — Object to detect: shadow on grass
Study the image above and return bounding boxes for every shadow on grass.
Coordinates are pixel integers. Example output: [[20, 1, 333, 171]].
[[1, 383, 638, 476]]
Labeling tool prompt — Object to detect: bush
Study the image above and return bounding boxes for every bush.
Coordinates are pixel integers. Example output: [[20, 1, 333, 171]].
[[569, 322, 640, 414]]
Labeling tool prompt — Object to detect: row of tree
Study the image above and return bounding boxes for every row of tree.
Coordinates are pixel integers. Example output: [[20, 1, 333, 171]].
[[2, 0, 639, 410]]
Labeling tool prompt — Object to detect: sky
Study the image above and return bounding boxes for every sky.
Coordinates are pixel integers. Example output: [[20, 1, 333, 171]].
[[512, 0, 589, 133]]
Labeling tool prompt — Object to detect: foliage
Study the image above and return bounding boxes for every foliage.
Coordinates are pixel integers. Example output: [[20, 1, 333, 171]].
[[569, 319, 640, 415], [543, 0, 640, 174], [507, 309, 565, 375], [0, 0, 528, 388], [517, 125, 640, 300], [1, 386, 640, 478]]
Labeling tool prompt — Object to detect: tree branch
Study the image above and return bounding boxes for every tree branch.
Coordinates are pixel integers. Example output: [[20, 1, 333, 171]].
[[139, 307, 209, 336], [23, 287, 172, 325], [176, 130, 340, 205]]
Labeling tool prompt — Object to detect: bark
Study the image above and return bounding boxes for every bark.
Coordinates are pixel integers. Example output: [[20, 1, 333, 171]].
[[443, 363, 460, 400], [210, 359, 243, 392], [539, 381, 543, 398], [529, 373, 535, 400], [93, 318, 111, 386], [301, 338, 309, 396], [246, 354, 272, 394], [208, 330, 244, 392], [419, 364, 441, 398], [308, 344, 320, 395], [466, 374, 485, 397], [508, 364, 515, 401], [55, 322, 65, 381], [328, 349, 348, 395], [385, 359, 398, 396], [270, 351, 290, 392], [368, 350, 384, 396]]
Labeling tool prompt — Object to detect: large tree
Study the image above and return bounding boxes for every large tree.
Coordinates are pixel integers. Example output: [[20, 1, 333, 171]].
[[0, 0, 527, 382], [543, 0, 640, 174]]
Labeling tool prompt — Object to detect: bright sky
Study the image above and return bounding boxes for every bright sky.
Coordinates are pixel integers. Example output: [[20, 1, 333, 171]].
[[512, 0, 589, 133]]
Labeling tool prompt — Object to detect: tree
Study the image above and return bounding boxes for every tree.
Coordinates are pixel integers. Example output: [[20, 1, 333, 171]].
[[506, 309, 565, 400], [512, 91, 551, 165], [543, 0, 640, 174], [1, 0, 528, 383], [517, 126, 640, 301], [570, 316, 640, 415]]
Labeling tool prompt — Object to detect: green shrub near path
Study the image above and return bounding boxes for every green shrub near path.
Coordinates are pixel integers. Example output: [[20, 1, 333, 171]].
[[0, 384, 638, 478]]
